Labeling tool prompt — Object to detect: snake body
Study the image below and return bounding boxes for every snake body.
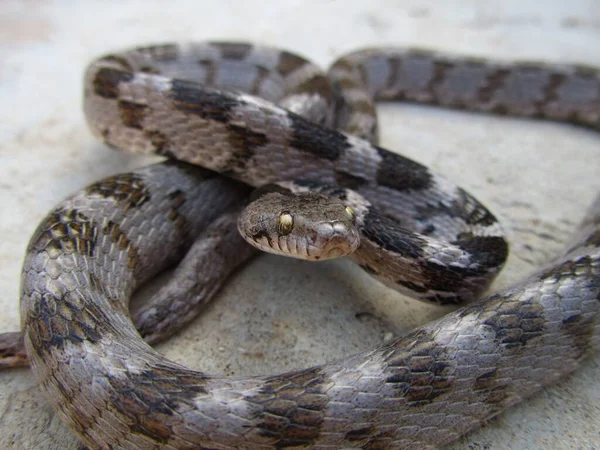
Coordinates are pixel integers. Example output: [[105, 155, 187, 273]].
[[15, 42, 600, 449]]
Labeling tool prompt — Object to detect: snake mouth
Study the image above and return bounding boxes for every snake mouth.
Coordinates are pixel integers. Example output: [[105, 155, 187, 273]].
[[239, 221, 360, 261], [316, 236, 354, 260]]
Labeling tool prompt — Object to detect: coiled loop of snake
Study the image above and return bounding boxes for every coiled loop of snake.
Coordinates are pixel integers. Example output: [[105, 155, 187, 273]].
[[16, 42, 600, 449]]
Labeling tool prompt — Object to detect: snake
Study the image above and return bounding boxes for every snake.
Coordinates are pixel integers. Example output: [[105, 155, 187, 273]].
[[1, 42, 598, 449]]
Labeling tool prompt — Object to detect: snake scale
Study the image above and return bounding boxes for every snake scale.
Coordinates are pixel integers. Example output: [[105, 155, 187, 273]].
[[2, 42, 599, 449]]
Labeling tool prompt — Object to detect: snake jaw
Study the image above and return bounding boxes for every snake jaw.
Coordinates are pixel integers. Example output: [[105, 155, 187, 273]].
[[240, 218, 360, 261]]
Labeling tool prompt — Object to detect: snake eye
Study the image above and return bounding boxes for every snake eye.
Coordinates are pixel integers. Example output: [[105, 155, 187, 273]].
[[345, 205, 355, 218], [277, 212, 294, 235]]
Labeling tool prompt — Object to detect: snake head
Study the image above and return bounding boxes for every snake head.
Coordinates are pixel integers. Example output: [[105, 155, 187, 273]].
[[238, 187, 360, 261]]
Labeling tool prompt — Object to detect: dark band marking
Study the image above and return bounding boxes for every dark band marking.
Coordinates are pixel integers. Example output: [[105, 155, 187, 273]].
[[427, 60, 455, 100], [86, 173, 151, 210], [491, 103, 510, 115], [98, 55, 134, 72], [452, 234, 509, 269], [538, 255, 600, 363], [144, 129, 176, 158], [384, 330, 454, 406], [347, 97, 376, 116], [288, 113, 351, 160], [324, 187, 349, 201], [345, 426, 375, 442], [360, 210, 426, 259], [456, 189, 499, 226], [384, 57, 402, 94], [250, 65, 272, 96], [362, 433, 396, 450], [539, 72, 568, 111], [561, 313, 598, 360], [165, 189, 193, 249], [356, 58, 371, 88], [573, 64, 600, 77], [479, 295, 546, 349], [471, 367, 513, 408], [136, 44, 180, 62], [224, 124, 269, 170], [329, 57, 354, 74], [167, 189, 186, 209], [170, 79, 239, 123], [375, 148, 432, 191], [335, 76, 362, 91], [105, 363, 208, 445], [415, 200, 461, 223], [277, 51, 308, 75], [92, 68, 134, 99], [103, 220, 141, 271], [212, 42, 252, 60], [139, 65, 161, 75], [118, 100, 147, 129], [26, 293, 111, 358], [477, 68, 511, 103], [335, 169, 369, 189], [538, 255, 593, 283], [293, 75, 333, 102], [417, 258, 489, 302], [196, 58, 217, 87], [31, 208, 97, 258], [25, 258, 123, 359], [473, 368, 498, 391], [246, 367, 329, 448]]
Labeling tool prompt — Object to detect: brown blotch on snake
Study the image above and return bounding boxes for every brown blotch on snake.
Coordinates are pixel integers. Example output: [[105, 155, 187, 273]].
[[212, 41, 253, 60], [169, 78, 241, 122], [86, 172, 151, 210], [102, 220, 141, 270], [144, 129, 175, 157], [224, 124, 269, 165], [33, 208, 97, 258], [118, 99, 148, 130], [277, 50, 311, 75], [92, 67, 133, 99]]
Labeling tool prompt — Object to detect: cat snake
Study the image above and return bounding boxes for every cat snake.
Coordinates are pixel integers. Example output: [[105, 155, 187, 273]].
[[2, 42, 599, 449]]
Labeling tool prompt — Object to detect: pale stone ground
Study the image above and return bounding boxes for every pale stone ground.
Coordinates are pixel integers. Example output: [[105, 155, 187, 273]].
[[0, 1, 599, 448]]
